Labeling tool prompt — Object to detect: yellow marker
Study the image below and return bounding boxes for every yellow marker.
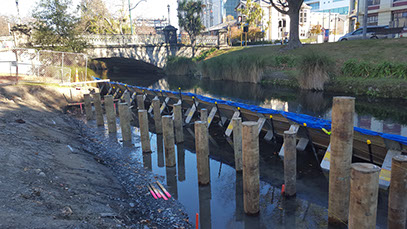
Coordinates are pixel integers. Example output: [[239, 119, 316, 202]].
[[179, 87, 181, 90], [270, 115, 273, 119], [303, 123, 307, 127], [113, 86, 115, 89], [119, 91, 121, 93], [192, 96, 194, 99], [237, 107, 240, 110], [142, 90, 144, 92], [160, 90, 162, 92], [367, 139, 371, 145], [215, 102, 217, 105], [322, 128, 331, 135], [125, 84, 127, 87]]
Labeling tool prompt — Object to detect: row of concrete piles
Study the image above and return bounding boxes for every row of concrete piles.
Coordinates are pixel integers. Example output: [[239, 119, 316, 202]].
[[84, 92, 407, 228]]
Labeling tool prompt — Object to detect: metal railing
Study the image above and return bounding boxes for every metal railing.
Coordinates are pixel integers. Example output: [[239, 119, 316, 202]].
[[389, 18, 407, 28], [0, 48, 88, 84]]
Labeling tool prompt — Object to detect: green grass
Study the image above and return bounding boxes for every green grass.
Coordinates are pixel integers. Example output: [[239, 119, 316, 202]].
[[196, 38, 407, 92], [164, 56, 197, 76]]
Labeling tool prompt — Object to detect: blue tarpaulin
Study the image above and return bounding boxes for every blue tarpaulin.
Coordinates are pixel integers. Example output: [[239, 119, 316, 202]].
[[96, 77, 407, 146]]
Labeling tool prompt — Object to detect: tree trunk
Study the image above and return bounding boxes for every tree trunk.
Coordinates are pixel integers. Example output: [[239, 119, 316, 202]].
[[287, 10, 302, 49], [191, 37, 196, 58]]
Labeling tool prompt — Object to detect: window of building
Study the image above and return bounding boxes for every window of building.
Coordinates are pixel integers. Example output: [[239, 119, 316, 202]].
[[367, 14, 378, 25], [309, 2, 320, 10], [320, 6, 349, 15], [300, 10, 308, 23], [368, 0, 380, 6], [392, 10, 407, 20], [393, 0, 406, 2], [301, 30, 306, 37]]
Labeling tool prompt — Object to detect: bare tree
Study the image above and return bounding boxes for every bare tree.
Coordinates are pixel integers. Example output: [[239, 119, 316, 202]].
[[270, 0, 304, 49]]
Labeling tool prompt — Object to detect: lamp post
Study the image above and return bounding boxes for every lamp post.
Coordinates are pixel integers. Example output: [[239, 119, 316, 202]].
[[167, 4, 171, 25], [15, 0, 21, 24], [128, 0, 147, 35]]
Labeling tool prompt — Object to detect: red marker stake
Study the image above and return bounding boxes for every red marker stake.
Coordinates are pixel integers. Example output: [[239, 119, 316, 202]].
[[156, 181, 172, 198], [281, 184, 285, 195], [150, 184, 162, 199], [157, 188, 168, 201], [196, 213, 199, 229], [147, 185, 157, 199]]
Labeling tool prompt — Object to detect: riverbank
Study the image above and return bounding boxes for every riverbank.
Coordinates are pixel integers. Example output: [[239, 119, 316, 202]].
[[0, 84, 191, 228], [165, 38, 407, 99]]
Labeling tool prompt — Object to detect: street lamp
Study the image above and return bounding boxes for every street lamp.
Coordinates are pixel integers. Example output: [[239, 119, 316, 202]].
[[128, 0, 147, 35], [167, 4, 171, 25], [15, 0, 21, 24]]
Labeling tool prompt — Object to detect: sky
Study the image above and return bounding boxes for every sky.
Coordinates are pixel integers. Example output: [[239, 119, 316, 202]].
[[1, 0, 179, 28]]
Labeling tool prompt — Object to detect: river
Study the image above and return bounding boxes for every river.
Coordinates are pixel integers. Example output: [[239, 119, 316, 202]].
[[93, 70, 402, 228], [101, 72, 407, 137]]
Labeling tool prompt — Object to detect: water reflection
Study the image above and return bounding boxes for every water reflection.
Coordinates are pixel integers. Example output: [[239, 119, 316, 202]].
[[235, 172, 244, 222], [177, 144, 186, 181], [282, 197, 297, 229], [90, 116, 389, 229], [143, 152, 152, 171], [156, 134, 164, 167], [104, 71, 407, 136], [166, 166, 178, 199], [198, 184, 212, 229]]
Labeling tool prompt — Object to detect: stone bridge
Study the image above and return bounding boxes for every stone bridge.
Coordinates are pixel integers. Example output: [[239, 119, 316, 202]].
[[11, 26, 229, 68], [84, 28, 229, 68]]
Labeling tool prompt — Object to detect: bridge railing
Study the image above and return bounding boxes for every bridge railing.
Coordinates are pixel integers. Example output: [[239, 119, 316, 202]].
[[84, 34, 220, 47], [181, 35, 219, 46], [83, 34, 166, 46]]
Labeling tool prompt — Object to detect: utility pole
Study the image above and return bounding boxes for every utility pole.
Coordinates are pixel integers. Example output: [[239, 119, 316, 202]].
[[362, 0, 368, 38]]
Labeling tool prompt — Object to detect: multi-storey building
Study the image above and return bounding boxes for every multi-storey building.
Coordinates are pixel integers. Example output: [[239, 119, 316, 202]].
[[355, 0, 407, 28], [305, 0, 350, 14]]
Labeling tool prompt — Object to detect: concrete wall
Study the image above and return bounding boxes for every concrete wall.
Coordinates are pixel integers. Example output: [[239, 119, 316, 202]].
[[86, 45, 212, 68]]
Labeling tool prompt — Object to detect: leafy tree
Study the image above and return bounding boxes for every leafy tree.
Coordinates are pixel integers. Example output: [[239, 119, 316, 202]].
[[237, 0, 264, 28], [177, 0, 204, 57], [310, 24, 322, 35], [270, 0, 304, 49], [31, 0, 87, 52]]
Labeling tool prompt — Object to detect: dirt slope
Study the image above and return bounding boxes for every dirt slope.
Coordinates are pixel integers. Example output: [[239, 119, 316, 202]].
[[0, 85, 190, 228]]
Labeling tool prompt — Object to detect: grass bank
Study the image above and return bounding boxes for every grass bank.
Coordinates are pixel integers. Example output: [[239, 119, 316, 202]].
[[166, 38, 407, 98]]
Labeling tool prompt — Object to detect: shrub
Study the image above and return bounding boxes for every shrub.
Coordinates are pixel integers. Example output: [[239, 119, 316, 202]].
[[199, 54, 264, 83], [341, 59, 407, 79], [193, 47, 217, 62], [297, 52, 334, 90], [165, 56, 197, 76], [271, 55, 296, 68]]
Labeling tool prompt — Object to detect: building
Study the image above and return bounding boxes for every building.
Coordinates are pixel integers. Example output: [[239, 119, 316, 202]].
[[235, 0, 312, 41], [356, 0, 407, 28], [305, 0, 351, 14], [223, 0, 240, 21]]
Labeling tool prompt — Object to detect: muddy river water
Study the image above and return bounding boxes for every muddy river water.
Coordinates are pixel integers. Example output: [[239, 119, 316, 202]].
[[92, 72, 407, 228]]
